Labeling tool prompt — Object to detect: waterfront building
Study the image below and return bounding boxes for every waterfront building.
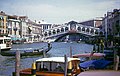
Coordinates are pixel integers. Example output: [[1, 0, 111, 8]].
[[79, 17, 103, 28], [7, 15, 21, 39], [102, 9, 120, 37], [0, 11, 43, 43], [0, 11, 8, 36], [19, 16, 29, 42], [39, 20, 52, 32], [111, 9, 120, 36], [27, 20, 42, 42]]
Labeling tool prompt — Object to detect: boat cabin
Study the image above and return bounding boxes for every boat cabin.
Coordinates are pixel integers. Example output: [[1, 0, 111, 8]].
[[20, 57, 81, 76], [0, 37, 12, 50]]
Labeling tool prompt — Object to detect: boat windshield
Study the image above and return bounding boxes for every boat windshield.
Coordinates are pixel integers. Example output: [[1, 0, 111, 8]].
[[36, 62, 64, 73], [4, 39, 11, 43]]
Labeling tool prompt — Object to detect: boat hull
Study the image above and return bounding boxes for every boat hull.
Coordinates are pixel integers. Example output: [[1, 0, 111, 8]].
[[1, 47, 11, 51], [13, 68, 64, 76], [0, 47, 52, 56]]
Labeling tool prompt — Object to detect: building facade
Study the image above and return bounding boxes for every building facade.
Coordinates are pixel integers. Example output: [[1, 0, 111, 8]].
[[79, 17, 103, 28], [0, 11, 43, 43], [0, 11, 7, 36], [7, 15, 21, 39], [102, 9, 120, 37]]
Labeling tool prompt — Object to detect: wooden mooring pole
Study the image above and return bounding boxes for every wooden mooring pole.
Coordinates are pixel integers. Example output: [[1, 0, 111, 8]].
[[43, 50, 46, 58], [70, 46, 72, 57], [15, 51, 20, 76], [0, 46, 1, 53], [64, 55, 68, 76]]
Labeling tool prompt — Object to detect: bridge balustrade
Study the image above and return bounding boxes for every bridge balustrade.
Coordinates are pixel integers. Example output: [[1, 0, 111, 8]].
[[42, 24, 100, 40]]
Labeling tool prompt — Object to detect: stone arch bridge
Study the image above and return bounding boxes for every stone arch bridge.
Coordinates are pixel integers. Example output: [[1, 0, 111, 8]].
[[42, 22, 100, 42]]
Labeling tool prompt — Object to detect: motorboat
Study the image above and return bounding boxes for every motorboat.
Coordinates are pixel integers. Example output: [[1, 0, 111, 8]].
[[15, 57, 81, 76], [0, 36, 12, 51]]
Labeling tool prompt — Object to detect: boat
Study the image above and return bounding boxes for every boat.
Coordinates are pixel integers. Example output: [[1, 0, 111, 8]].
[[0, 36, 12, 51], [73, 53, 106, 62], [73, 52, 111, 71], [79, 59, 112, 70], [14, 57, 81, 76], [0, 46, 52, 56], [73, 53, 105, 58]]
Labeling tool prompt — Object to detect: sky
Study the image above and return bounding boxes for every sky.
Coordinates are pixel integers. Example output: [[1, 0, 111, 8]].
[[0, 0, 120, 24]]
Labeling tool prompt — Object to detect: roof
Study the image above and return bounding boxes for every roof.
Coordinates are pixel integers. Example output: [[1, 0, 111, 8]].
[[36, 57, 80, 63]]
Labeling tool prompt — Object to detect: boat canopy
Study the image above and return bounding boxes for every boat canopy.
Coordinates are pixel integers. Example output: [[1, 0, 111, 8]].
[[36, 57, 80, 63], [73, 53, 106, 58]]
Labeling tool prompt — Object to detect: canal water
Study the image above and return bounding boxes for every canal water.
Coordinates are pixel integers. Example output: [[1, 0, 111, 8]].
[[0, 42, 93, 76]]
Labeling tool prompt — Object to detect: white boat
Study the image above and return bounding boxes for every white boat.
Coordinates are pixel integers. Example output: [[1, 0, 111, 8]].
[[0, 37, 12, 51], [18, 57, 81, 76]]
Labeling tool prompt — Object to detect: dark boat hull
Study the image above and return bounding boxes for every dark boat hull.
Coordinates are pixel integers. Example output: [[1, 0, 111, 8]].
[[0, 47, 52, 56]]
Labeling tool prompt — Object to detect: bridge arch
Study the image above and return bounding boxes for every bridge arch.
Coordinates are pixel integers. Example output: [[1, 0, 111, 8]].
[[90, 29, 94, 34], [53, 30, 56, 34], [65, 27, 69, 31], [77, 27, 81, 32], [57, 29, 60, 33], [48, 31, 52, 36], [44, 32, 47, 36], [95, 30, 99, 34], [82, 27, 85, 32], [54, 32, 90, 42], [86, 28, 89, 33], [61, 28, 64, 32]]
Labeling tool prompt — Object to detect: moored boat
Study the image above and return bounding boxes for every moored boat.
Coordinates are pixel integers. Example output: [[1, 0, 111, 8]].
[[73, 53, 106, 62], [15, 57, 81, 76], [73, 53, 105, 58], [0, 46, 52, 56], [0, 36, 12, 51]]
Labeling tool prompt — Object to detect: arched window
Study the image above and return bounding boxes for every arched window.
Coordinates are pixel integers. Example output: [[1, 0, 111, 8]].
[[61, 28, 64, 32], [57, 29, 60, 33], [44, 32, 47, 36], [65, 27, 68, 31], [82, 27, 85, 32], [95, 30, 98, 34], [49, 31, 51, 35], [86, 28, 89, 33], [90, 29, 94, 34], [53, 30, 56, 34], [77, 27, 81, 32]]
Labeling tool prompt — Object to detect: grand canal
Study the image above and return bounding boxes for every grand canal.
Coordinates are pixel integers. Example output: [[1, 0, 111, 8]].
[[0, 42, 93, 76]]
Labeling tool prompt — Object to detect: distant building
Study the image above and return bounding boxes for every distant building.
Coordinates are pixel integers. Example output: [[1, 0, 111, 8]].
[[0, 11, 43, 42], [0, 11, 8, 36], [38, 20, 52, 32], [79, 17, 103, 28], [28, 20, 42, 42], [102, 9, 120, 37], [7, 15, 21, 39]]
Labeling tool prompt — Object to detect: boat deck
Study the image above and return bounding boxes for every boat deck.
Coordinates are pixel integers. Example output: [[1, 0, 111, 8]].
[[78, 70, 120, 76]]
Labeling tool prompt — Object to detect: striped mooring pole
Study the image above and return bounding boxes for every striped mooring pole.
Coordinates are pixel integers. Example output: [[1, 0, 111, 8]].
[[31, 62, 36, 76], [67, 61, 72, 76]]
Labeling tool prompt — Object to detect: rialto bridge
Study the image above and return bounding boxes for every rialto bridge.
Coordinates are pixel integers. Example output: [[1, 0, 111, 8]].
[[42, 21, 100, 42]]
